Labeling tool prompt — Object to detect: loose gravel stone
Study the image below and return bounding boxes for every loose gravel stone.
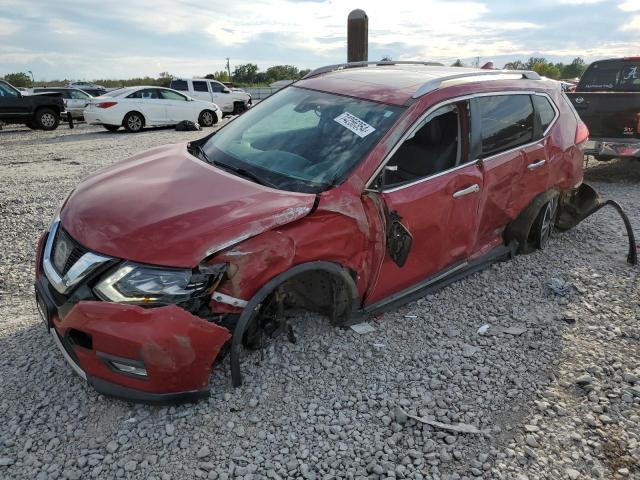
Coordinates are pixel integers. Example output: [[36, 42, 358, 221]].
[[0, 127, 638, 479]]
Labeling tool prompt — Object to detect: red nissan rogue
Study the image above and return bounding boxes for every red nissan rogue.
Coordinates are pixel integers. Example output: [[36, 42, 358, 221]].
[[35, 62, 591, 402]]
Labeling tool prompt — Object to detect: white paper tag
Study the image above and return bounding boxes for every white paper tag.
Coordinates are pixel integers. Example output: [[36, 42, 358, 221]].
[[334, 112, 376, 138]]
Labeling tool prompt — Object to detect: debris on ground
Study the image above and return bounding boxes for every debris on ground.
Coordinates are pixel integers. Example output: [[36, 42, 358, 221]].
[[396, 406, 490, 435], [350, 322, 376, 334]]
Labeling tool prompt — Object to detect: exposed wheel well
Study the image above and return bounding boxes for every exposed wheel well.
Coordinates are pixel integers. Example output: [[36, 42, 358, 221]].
[[504, 189, 559, 254], [230, 261, 360, 387], [34, 105, 60, 116]]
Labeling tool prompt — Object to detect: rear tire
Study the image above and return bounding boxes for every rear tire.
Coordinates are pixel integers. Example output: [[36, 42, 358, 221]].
[[198, 110, 216, 127], [103, 124, 120, 132], [532, 197, 558, 250], [35, 108, 60, 131], [123, 112, 144, 133]]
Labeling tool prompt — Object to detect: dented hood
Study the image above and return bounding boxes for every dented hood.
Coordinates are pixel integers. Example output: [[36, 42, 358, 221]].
[[61, 143, 315, 267]]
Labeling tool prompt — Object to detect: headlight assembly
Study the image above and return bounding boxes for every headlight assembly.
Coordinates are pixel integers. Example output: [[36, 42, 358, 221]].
[[94, 262, 225, 305]]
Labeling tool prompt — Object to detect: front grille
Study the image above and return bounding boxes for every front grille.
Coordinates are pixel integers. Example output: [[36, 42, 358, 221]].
[[53, 228, 89, 275]]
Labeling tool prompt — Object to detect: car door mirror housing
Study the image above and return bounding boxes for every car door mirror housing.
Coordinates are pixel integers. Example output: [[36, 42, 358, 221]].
[[223, 88, 231, 94]]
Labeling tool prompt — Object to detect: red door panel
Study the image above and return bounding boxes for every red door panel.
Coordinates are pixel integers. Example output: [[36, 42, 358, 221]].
[[365, 163, 483, 306]]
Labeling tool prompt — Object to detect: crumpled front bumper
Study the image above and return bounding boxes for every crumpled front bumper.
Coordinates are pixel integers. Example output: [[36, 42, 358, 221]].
[[34, 235, 231, 404]]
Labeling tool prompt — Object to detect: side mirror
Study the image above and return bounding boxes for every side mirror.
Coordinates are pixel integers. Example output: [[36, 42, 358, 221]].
[[223, 88, 231, 94]]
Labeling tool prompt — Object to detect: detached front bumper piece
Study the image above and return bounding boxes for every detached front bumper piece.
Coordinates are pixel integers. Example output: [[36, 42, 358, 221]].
[[35, 274, 230, 404], [557, 183, 637, 265]]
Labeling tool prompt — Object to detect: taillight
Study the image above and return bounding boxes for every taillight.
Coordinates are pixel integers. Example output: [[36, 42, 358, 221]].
[[96, 102, 117, 108], [575, 120, 589, 145]]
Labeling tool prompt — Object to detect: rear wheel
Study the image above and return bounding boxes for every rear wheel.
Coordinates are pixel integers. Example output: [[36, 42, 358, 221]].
[[198, 110, 216, 127], [533, 197, 558, 249], [123, 112, 144, 133], [103, 124, 120, 132], [35, 108, 60, 131]]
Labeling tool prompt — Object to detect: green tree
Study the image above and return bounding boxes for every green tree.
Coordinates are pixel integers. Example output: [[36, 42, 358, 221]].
[[451, 59, 465, 67], [232, 63, 259, 83], [531, 62, 561, 79], [562, 57, 587, 79], [265, 65, 299, 83], [3, 72, 32, 87], [503, 60, 526, 70]]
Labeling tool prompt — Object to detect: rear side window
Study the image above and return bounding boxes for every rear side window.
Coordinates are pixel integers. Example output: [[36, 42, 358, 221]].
[[532, 95, 556, 133], [127, 88, 160, 99], [170, 80, 188, 91], [579, 60, 640, 91], [193, 81, 208, 92], [475, 95, 534, 157]]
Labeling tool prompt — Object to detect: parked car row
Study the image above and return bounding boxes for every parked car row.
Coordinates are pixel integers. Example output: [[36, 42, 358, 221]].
[[0, 80, 226, 132]]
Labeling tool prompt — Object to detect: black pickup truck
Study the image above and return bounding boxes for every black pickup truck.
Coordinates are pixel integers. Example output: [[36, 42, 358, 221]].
[[567, 57, 640, 161], [0, 80, 70, 130]]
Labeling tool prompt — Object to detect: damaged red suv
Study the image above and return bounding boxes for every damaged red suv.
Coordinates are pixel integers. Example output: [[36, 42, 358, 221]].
[[35, 62, 595, 402]]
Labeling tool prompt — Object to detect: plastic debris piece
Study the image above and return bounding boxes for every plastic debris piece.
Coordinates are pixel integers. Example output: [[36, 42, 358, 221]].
[[548, 277, 572, 296], [477, 324, 490, 335], [501, 326, 527, 336], [397, 407, 490, 434], [350, 323, 376, 334]]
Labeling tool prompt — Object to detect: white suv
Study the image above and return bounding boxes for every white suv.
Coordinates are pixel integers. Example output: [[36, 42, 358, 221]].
[[170, 78, 251, 115]]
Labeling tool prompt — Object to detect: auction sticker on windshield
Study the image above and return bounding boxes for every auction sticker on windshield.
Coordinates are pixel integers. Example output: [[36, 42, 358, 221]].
[[334, 112, 376, 138]]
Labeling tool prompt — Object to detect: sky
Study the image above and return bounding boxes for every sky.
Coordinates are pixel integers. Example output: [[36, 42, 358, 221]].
[[0, 0, 639, 81]]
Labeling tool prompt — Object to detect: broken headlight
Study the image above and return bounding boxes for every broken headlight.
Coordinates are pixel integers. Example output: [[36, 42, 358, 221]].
[[95, 262, 223, 305]]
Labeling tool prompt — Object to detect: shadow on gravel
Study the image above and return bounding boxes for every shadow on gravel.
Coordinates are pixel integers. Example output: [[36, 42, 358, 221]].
[[584, 157, 640, 183]]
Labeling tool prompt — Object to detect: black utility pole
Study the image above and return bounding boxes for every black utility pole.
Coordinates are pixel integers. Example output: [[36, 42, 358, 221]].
[[347, 9, 368, 62]]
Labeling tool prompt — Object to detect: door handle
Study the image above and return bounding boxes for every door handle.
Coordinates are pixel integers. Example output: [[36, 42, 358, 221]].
[[527, 159, 546, 170], [452, 184, 480, 198]]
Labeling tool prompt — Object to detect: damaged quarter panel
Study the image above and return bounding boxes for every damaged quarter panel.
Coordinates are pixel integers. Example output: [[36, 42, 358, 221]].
[[57, 302, 231, 393]]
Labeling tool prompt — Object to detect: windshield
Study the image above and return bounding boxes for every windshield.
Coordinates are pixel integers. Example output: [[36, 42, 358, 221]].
[[201, 86, 404, 193]]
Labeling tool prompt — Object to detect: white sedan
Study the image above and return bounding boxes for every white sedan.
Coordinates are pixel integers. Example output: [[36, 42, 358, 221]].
[[83, 86, 222, 132]]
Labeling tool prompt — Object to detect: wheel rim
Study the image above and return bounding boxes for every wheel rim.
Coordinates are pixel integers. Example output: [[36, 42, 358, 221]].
[[201, 112, 213, 125], [127, 115, 142, 130], [41, 113, 55, 127], [539, 199, 556, 249]]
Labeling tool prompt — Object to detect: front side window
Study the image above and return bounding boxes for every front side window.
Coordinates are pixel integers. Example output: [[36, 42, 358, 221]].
[[210, 82, 224, 93], [193, 81, 208, 92], [159, 89, 187, 101], [200, 87, 403, 193], [383, 103, 463, 187], [0, 82, 19, 97], [475, 95, 534, 157]]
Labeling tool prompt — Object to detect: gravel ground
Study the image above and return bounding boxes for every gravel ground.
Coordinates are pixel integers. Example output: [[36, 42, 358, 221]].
[[0, 123, 638, 480]]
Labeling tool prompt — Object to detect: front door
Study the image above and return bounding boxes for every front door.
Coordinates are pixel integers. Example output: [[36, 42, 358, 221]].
[[365, 101, 484, 306], [209, 81, 232, 112], [0, 82, 29, 118], [159, 89, 194, 122]]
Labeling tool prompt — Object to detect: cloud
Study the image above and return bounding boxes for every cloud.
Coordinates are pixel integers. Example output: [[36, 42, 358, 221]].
[[0, 18, 20, 35], [619, 1, 640, 12], [620, 15, 640, 32]]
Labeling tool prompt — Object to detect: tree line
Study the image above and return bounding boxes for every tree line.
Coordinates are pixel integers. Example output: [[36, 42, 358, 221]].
[[451, 57, 588, 80]]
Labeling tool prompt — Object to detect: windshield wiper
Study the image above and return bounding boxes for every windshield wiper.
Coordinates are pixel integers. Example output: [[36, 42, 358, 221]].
[[188, 142, 210, 163], [211, 159, 277, 189]]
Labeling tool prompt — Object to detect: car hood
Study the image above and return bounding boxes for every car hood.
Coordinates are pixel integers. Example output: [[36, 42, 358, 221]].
[[60, 143, 316, 267]]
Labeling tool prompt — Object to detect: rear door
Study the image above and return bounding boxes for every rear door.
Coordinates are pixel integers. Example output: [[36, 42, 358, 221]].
[[190, 80, 212, 102], [365, 101, 484, 305], [470, 94, 537, 251], [568, 59, 640, 139]]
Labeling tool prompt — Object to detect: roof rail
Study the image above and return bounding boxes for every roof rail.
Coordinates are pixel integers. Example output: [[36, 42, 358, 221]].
[[412, 70, 541, 98], [302, 60, 444, 79]]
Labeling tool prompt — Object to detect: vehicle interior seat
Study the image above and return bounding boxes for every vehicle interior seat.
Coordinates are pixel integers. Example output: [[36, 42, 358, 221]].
[[385, 110, 459, 186]]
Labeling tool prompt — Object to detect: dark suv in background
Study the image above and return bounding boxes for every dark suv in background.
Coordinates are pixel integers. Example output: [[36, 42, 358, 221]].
[[0, 80, 68, 130]]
